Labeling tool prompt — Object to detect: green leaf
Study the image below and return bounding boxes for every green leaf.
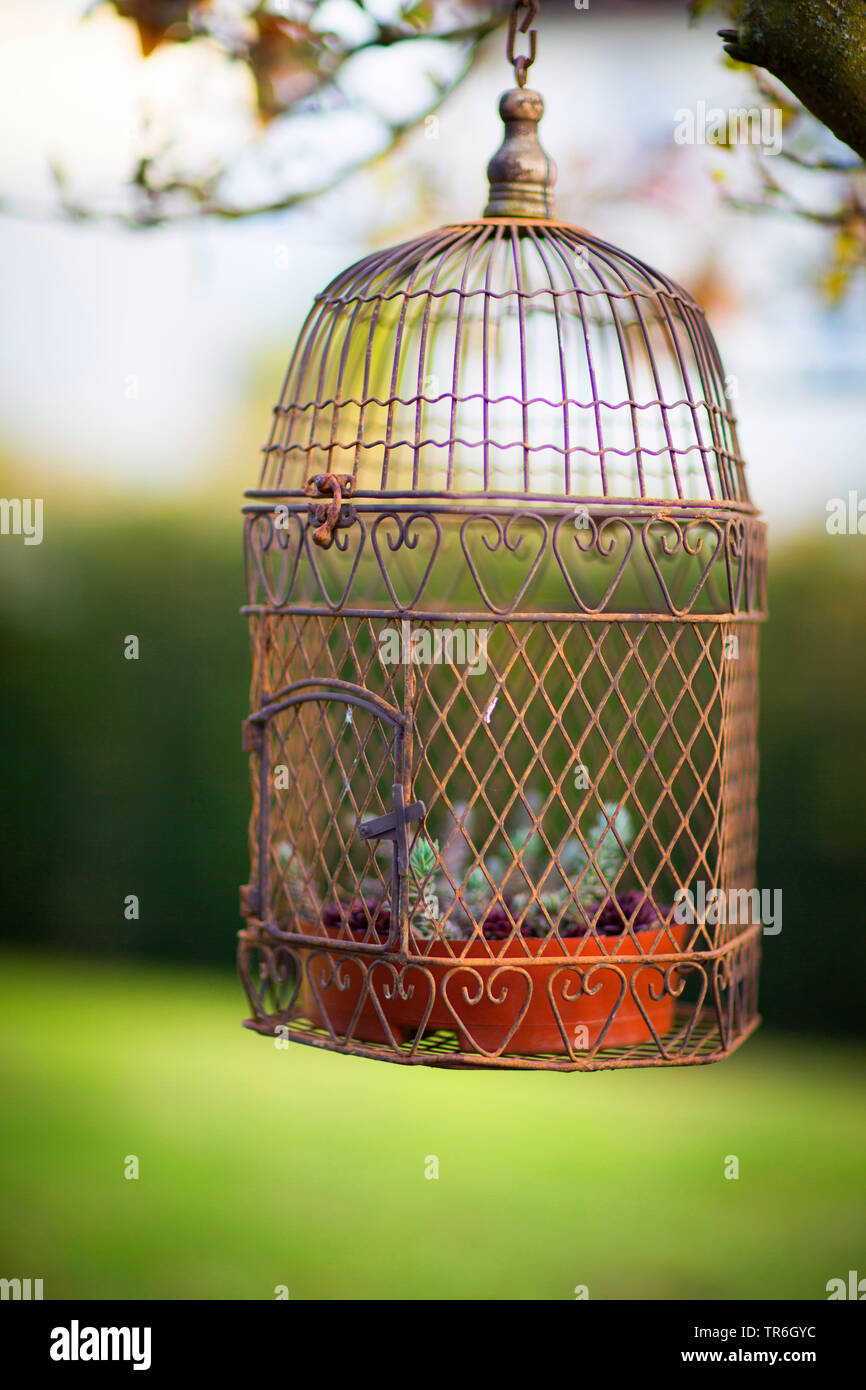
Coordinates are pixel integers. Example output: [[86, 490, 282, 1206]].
[[577, 801, 634, 902], [409, 835, 438, 879]]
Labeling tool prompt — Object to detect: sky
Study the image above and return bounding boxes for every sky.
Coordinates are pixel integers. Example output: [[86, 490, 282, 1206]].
[[0, 0, 864, 535]]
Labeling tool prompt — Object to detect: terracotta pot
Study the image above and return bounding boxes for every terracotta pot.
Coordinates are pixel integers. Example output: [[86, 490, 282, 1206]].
[[297, 923, 686, 1055]]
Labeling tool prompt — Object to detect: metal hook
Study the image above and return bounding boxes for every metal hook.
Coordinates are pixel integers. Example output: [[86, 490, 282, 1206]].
[[304, 472, 355, 549], [506, 0, 539, 88]]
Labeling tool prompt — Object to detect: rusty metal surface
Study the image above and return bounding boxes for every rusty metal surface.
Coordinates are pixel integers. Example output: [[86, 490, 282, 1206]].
[[238, 51, 765, 1071], [255, 218, 750, 505], [507, 0, 539, 90], [303, 472, 356, 549], [239, 926, 761, 1071], [483, 86, 556, 221]]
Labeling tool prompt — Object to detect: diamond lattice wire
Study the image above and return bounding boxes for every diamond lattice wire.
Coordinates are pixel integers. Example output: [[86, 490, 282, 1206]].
[[406, 618, 728, 953], [263, 695, 399, 943], [248, 614, 407, 943]]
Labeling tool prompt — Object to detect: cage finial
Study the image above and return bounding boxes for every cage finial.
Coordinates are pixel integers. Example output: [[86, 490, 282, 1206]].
[[483, 86, 556, 219]]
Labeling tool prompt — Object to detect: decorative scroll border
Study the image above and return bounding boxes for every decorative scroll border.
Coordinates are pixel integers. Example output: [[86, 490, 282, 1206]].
[[243, 505, 767, 619], [237, 923, 761, 1072]]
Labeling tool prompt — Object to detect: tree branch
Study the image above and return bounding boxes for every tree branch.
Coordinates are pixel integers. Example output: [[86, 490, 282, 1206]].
[[0, 8, 502, 228], [719, 0, 866, 160]]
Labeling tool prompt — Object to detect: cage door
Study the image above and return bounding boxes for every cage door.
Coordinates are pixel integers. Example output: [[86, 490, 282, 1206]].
[[243, 678, 422, 949]]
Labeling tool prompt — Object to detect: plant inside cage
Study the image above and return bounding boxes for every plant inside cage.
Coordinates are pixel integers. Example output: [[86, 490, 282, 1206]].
[[276, 794, 688, 1054], [311, 802, 654, 941]]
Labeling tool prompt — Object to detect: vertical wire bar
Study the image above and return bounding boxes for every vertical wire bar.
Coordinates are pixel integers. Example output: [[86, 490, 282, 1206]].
[[656, 297, 720, 500], [526, 224, 572, 494], [508, 224, 532, 491], [445, 225, 495, 489], [569, 238, 647, 496], [545, 228, 607, 494], [481, 222, 506, 491]]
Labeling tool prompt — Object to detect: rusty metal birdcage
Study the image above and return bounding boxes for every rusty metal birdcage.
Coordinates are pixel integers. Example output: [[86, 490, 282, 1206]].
[[238, 6, 766, 1071]]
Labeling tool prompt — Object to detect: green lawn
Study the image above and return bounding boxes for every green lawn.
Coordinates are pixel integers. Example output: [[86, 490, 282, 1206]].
[[0, 951, 863, 1300]]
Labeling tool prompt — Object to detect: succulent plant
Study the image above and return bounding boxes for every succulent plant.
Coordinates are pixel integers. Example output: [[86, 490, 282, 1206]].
[[409, 835, 438, 882], [317, 798, 652, 944], [480, 905, 515, 941], [577, 801, 634, 903], [320, 892, 391, 938], [321, 900, 344, 928], [594, 889, 659, 935], [408, 836, 443, 935], [274, 838, 322, 921], [463, 864, 497, 918], [348, 895, 391, 936]]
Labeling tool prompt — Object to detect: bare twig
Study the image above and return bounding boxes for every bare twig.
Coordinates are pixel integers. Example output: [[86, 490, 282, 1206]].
[[0, 3, 503, 228]]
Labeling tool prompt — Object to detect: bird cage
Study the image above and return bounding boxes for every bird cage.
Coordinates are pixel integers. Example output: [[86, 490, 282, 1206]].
[[238, 12, 766, 1072]]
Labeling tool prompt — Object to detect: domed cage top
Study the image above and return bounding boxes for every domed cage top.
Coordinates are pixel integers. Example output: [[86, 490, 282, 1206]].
[[238, 72, 766, 1072], [259, 218, 749, 508]]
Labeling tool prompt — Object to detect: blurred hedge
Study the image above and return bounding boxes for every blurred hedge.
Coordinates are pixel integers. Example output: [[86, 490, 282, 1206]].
[[0, 506, 863, 1037], [0, 508, 248, 965]]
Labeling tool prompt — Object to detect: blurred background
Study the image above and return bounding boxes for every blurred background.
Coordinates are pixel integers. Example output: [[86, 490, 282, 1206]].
[[1, 0, 864, 1300]]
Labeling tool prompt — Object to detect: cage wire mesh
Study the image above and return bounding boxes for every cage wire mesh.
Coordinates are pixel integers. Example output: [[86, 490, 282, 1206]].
[[239, 74, 765, 1072]]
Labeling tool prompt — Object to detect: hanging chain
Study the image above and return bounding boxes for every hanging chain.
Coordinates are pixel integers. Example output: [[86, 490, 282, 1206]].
[[506, 0, 539, 88]]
